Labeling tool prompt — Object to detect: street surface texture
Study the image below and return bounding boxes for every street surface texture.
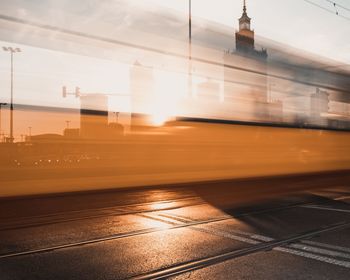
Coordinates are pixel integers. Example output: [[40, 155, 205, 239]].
[[1, 174, 350, 279]]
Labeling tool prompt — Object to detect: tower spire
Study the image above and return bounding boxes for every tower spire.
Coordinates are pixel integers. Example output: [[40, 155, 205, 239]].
[[236, 0, 254, 51], [238, 0, 251, 31], [234, 0, 267, 58]]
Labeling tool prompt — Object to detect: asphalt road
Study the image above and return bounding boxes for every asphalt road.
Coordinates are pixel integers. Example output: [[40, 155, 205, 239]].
[[1, 175, 350, 279]]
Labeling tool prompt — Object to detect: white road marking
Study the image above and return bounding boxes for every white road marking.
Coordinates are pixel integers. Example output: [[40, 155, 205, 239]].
[[193, 225, 259, 245], [205, 225, 350, 268], [290, 243, 350, 260], [276, 247, 350, 268], [157, 212, 350, 268], [300, 205, 350, 213], [302, 240, 350, 254], [249, 233, 350, 258], [334, 196, 350, 201]]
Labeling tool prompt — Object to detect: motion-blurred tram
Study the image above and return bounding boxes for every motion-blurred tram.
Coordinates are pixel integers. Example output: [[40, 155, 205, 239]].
[[1, 114, 350, 198], [0, 1, 350, 198]]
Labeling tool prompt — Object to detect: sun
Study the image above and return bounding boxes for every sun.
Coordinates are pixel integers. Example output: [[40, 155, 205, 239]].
[[149, 69, 188, 126]]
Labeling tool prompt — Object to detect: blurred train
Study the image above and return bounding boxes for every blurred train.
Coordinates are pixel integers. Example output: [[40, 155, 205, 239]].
[[0, 1, 350, 198], [1, 115, 350, 198]]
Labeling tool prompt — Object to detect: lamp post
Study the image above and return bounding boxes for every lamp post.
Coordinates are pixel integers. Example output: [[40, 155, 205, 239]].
[[113, 112, 120, 123], [189, 0, 192, 53], [268, 83, 276, 103], [28, 126, 32, 142], [188, 0, 192, 98], [2, 46, 21, 143], [0, 102, 7, 142]]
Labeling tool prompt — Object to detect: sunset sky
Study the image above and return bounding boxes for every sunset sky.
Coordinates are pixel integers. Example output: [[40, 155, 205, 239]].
[[0, 0, 349, 138]]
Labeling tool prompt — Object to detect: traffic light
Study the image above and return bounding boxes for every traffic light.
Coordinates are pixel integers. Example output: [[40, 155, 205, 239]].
[[62, 86, 67, 98], [75, 87, 80, 98]]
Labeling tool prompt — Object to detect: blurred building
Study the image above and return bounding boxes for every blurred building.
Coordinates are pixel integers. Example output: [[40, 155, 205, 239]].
[[80, 94, 109, 139], [309, 88, 329, 126], [196, 79, 221, 101], [268, 100, 283, 122], [63, 128, 80, 139], [235, 2, 267, 60], [130, 61, 155, 127], [224, 1, 269, 121]]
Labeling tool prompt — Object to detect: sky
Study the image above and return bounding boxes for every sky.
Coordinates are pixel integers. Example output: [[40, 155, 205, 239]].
[[0, 0, 350, 138], [149, 0, 350, 63]]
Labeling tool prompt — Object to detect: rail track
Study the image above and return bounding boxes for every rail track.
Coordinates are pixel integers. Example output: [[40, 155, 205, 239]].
[[0, 198, 336, 260]]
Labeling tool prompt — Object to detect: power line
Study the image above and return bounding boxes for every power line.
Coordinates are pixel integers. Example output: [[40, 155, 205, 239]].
[[1, 14, 349, 96], [324, 0, 350, 13], [304, 0, 350, 21]]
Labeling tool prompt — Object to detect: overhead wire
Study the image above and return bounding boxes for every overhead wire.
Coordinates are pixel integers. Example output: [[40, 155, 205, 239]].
[[324, 0, 350, 13], [304, 0, 350, 21]]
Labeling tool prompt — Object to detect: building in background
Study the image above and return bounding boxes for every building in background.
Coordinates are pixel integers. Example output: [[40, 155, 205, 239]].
[[196, 79, 221, 101], [309, 88, 329, 126], [130, 61, 155, 127], [224, 0, 271, 121], [235, 1, 268, 60], [80, 94, 109, 139]]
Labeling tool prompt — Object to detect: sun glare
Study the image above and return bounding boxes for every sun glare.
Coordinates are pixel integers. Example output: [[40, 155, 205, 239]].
[[151, 112, 169, 126], [149, 69, 187, 126]]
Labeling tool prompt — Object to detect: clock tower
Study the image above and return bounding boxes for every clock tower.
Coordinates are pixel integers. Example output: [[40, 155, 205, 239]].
[[224, 0, 269, 117], [236, 0, 255, 52]]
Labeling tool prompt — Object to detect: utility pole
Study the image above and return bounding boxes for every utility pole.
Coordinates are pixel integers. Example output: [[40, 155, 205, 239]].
[[28, 126, 32, 141], [113, 112, 120, 123], [2, 46, 21, 143], [0, 102, 7, 142], [188, 0, 193, 98], [268, 83, 275, 103]]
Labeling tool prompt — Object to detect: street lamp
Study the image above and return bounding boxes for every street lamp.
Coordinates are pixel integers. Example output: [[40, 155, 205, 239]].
[[188, 0, 193, 98], [268, 83, 276, 103], [2, 46, 21, 143], [28, 126, 32, 142], [189, 0, 192, 52], [0, 102, 7, 142]]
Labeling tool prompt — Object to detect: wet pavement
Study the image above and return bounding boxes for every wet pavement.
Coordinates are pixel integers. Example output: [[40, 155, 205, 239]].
[[1, 182, 350, 279]]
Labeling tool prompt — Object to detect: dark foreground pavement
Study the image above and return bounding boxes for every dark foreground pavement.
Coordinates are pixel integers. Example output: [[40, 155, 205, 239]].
[[1, 171, 350, 279]]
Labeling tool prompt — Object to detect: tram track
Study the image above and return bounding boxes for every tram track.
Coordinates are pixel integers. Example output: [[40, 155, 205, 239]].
[[0, 199, 322, 260], [128, 221, 350, 280], [0, 215, 230, 260], [0, 191, 325, 232], [0, 196, 203, 231]]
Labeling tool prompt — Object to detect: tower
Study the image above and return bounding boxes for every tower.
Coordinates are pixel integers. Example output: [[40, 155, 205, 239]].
[[236, 0, 255, 52], [224, 0, 269, 120]]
